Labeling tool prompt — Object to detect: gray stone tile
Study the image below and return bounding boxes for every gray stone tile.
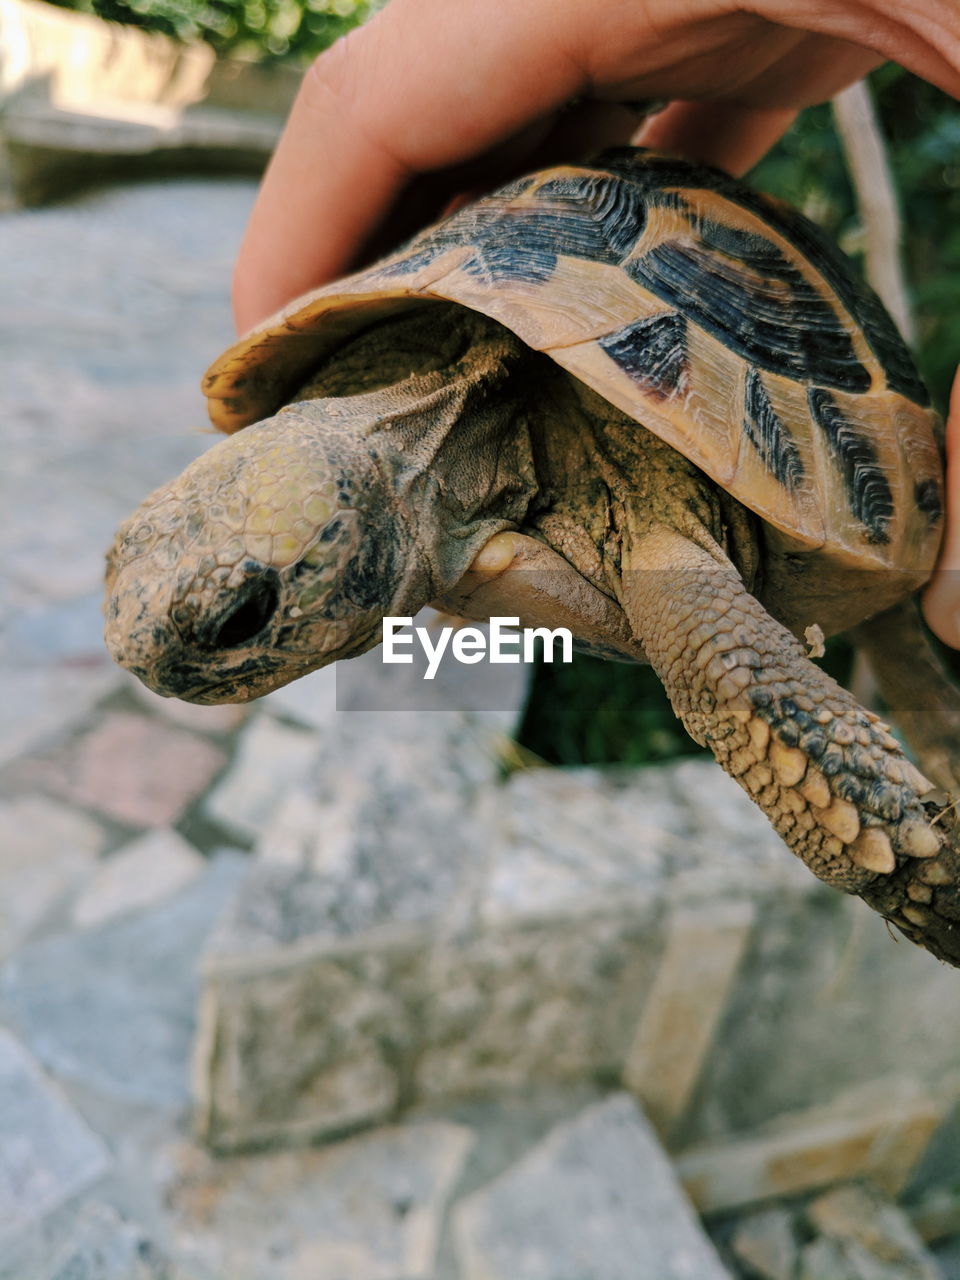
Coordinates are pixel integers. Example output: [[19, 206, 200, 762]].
[[452, 1094, 731, 1279], [677, 885, 960, 1151], [1, 1200, 181, 1280], [676, 1078, 942, 1214], [195, 932, 419, 1149], [415, 910, 663, 1104], [261, 664, 338, 731], [203, 714, 320, 842], [730, 1207, 799, 1280], [806, 1183, 941, 1280], [1, 853, 246, 1108], [0, 795, 105, 959], [163, 1121, 473, 1279], [71, 828, 204, 930], [0, 1029, 110, 1244], [0, 591, 110, 666], [211, 709, 508, 949], [0, 666, 120, 769]]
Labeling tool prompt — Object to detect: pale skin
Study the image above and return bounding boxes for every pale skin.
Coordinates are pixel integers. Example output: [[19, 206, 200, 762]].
[[232, 0, 960, 647]]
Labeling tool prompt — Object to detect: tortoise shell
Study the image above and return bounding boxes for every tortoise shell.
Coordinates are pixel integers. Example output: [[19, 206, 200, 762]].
[[203, 148, 943, 575]]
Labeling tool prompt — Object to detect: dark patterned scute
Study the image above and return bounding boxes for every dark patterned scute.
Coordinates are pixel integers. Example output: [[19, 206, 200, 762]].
[[808, 387, 894, 544], [743, 368, 805, 490], [626, 218, 872, 393], [914, 477, 943, 527], [534, 175, 648, 259], [381, 174, 646, 285], [592, 147, 930, 406], [598, 312, 688, 398], [753, 203, 930, 406]]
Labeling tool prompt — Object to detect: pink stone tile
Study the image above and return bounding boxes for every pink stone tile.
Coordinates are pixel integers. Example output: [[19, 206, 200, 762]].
[[42, 712, 227, 827]]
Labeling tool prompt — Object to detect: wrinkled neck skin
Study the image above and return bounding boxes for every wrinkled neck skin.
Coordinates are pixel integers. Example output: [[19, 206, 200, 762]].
[[104, 308, 539, 703], [315, 310, 540, 613]]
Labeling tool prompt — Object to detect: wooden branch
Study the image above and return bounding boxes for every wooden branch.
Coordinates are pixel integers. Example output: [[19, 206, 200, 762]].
[[832, 79, 915, 345]]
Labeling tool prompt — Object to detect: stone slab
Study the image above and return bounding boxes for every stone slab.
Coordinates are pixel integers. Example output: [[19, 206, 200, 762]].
[[623, 899, 755, 1137], [71, 827, 204, 929], [1, 589, 112, 665], [195, 930, 421, 1149], [207, 709, 518, 951], [1, 1200, 181, 1280], [677, 1078, 943, 1214], [203, 714, 319, 842], [729, 1206, 799, 1280], [675, 885, 960, 1154], [164, 1121, 473, 1280], [805, 1183, 940, 1280], [414, 906, 663, 1104], [0, 665, 120, 769], [195, 753, 960, 1157], [1, 853, 246, 1107], [0, 1028, 110, 1244], [0, 794, 105, 958], [198, 749, 717, 1147], [26, 711, 226, 828], [452, 1094, 732, 1279]]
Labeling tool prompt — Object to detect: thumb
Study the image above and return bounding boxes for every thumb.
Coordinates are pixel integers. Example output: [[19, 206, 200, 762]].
[[922, 367, 960, 648]]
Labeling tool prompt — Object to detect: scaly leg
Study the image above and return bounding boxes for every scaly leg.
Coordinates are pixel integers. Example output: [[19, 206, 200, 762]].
[[619, 524, 960, 966]]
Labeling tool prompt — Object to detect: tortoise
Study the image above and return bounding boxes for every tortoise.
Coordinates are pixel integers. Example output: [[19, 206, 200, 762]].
[[104, 147, 960, 965]]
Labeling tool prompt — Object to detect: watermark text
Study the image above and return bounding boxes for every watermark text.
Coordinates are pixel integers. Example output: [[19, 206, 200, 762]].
[[383, 616, 573, 679]]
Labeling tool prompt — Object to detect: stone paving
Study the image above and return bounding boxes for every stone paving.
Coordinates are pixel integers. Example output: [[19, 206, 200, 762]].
[[3, 171, 960, 1278]]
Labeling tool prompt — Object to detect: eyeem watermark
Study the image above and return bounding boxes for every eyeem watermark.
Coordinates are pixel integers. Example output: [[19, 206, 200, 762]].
[[383, 616, 573, 680]]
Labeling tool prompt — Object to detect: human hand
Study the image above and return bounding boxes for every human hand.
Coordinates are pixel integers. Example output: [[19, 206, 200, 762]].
[[232, 0, 959, 329], [231, 0, 960, 643], [924, 369, 960, 649]]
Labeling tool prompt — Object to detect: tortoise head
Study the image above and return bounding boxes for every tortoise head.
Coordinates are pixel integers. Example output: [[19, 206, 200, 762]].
[[104, 407, 416, 703]]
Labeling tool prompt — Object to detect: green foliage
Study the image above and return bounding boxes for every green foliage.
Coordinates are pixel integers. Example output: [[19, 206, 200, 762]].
[[518, 653, 707, 768], [43, 0, 382, 60]]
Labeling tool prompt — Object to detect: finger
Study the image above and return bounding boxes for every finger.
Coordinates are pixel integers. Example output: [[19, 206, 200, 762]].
[[637, 100, 799, 175], [233, 0, 588, 332], [922, 368, 960, 649], [753, 1, 960, 99], [635, 34, 880, 176], [356, 99, 642, 268]]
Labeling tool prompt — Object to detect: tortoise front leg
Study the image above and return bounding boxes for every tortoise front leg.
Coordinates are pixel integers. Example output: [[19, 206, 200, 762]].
[[619, 524, 960, 967], [435, 531, 649, 663]]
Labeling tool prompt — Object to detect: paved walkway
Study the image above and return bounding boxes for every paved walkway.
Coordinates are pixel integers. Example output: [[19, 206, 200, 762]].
[[0, 176, 732, 1279], [2, 176, 959, 1279]]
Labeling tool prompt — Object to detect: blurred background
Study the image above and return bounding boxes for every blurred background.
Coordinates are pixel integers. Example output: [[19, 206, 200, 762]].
[[42, 0, 960, 767], [2, 3, 960, 1277]]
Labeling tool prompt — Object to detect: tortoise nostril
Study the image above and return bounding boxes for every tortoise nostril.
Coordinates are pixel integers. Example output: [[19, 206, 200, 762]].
[[207, 580, 280, 650]]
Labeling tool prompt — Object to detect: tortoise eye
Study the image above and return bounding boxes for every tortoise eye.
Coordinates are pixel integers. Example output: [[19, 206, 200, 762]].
[[206, 578, 280, 649]]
